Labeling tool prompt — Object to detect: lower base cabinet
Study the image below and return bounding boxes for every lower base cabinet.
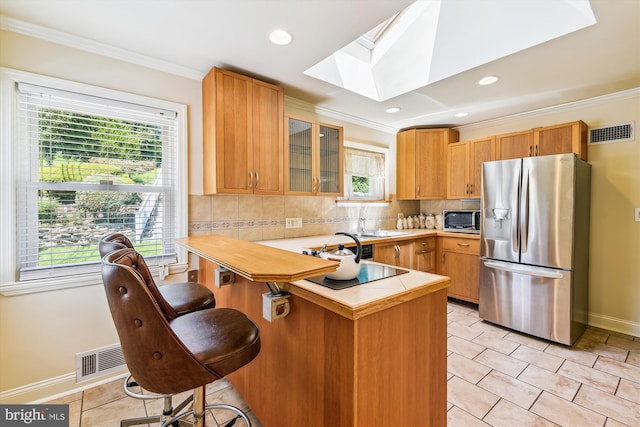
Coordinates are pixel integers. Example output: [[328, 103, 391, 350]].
[[373, 240, 413, 268], [414, 237, 436, 272], [437, 236, 480, 303]]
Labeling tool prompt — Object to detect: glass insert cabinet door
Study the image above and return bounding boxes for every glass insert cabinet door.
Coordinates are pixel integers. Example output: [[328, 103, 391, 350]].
[[285, 116, 343, 195]]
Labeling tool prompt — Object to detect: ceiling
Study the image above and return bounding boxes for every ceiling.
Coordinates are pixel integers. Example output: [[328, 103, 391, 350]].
[[1, 0, 639, 132]]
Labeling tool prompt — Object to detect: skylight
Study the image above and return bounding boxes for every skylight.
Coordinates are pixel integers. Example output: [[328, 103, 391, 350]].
[[304, 0, 597, 102]]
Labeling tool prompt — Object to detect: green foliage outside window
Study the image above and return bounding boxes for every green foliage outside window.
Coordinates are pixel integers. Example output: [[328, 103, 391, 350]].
[[352, 176, 369, 193]]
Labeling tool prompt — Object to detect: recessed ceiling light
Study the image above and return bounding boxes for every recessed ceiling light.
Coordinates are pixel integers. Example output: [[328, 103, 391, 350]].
[[386, 107, 401, 113], [454, 112, 469, 117], [269, 29, 292, 45], [478, 75, 499, 86]]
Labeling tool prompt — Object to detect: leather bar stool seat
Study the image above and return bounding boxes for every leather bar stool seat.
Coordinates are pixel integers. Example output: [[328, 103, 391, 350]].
[[99, 233, 215, 315]]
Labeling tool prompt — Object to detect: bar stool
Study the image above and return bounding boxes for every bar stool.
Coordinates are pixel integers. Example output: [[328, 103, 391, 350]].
[[102, 248, 260, 427], [99, 234, 215, 426]]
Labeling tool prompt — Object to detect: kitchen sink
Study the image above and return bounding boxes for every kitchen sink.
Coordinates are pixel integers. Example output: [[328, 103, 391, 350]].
[[356, 230, 409, 238]]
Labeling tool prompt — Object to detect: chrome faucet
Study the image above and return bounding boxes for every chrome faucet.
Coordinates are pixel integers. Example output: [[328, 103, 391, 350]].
[[359, 216, 366, 234]]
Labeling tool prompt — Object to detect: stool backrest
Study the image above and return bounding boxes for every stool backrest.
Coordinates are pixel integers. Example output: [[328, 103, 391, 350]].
[[101, 248, 218, 394], [99, 233, 178, 320], [98, 233, 134, 257]]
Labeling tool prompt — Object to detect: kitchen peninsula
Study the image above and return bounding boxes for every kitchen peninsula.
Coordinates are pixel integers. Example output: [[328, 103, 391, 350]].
[[176, 234, 450, 427]]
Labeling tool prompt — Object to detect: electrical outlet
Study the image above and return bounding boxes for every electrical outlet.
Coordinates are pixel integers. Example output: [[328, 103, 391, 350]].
[[262, 293, 291, 322], [187, 269, 198, 283], [285, 217, 303, 228], [214, 267, 235, 288], [635, 208, 640, 222]]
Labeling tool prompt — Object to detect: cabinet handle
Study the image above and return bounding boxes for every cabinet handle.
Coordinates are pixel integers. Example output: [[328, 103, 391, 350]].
[[255, 171, 259, 189], [249, 171, 253, 188], [394, 244, 400, 259], [466, 183, 470, 195], [416, 250, 432, 254], [535, 145, 539, 156], [442, 253, 445, 264], [529, 145, 533, 157], [457, 242, 470, 247], [469, 183, 473, 194], [416, 186, 420, 196]]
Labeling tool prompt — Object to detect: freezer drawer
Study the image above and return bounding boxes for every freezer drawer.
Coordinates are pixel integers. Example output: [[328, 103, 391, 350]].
[[479, 260, 585, 345]]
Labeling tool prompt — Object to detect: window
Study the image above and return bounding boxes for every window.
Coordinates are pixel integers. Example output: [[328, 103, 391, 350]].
[[0, 70, 187, 292], [343, 143, 388, 201]]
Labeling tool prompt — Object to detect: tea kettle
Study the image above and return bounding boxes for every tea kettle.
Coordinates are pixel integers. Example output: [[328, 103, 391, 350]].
[[319, 232, 362, 280]]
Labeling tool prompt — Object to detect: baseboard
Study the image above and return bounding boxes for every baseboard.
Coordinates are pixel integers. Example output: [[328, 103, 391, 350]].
[[0, 370, 128, 404], [588, 312, 640, 338]]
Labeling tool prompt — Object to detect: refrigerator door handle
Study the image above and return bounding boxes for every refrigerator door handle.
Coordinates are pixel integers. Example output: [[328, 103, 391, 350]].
[[511, 167, 521, 253], [483, 260, 564, 279], [520, 168, 529, 254]]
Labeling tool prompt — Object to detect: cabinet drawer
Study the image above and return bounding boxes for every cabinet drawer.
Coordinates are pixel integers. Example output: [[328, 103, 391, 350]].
[[441, 237, 480, 254], [414, 237, 436, 252]]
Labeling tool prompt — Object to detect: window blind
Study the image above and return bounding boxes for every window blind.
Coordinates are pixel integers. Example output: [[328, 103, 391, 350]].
[[17, 83, 179, 280]]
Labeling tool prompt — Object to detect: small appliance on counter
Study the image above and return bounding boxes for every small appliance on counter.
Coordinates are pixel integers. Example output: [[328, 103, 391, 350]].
[[443, 210, 481, 234]]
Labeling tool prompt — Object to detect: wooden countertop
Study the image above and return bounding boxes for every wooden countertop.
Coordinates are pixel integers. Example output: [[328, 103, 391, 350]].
[[176, 235, 339, 282]]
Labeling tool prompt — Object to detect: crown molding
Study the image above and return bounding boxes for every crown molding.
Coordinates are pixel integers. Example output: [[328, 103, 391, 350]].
[[285, 96, 399, 135], [0, 15, 204, 80], [456, 87, 640, 132]]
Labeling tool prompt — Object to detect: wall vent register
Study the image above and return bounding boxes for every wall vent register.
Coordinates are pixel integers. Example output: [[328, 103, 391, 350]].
[[589, 121, 635, 144]]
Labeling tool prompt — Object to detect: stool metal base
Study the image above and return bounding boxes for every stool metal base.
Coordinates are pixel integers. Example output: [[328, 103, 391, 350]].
[[120, 375, 195, 427], [160, 403, 252, 427]]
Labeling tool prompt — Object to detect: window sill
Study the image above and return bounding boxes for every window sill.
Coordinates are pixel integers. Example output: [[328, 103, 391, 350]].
[[0, 263, 188, 296]]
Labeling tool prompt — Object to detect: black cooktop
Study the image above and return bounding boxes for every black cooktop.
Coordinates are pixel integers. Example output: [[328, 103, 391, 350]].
[[305, 263, 409, 290]]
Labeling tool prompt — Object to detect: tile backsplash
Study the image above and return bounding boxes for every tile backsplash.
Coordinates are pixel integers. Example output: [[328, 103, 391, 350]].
[[189, 195, 420, 241], [189, 195, 480, 241]]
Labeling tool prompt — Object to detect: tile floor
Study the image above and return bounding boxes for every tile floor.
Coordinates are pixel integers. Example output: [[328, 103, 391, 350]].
[[44, 300, 640, 426]]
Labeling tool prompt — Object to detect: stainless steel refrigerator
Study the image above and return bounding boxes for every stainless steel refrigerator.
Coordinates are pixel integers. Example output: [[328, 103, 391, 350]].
[[479, 153, 591, 345]]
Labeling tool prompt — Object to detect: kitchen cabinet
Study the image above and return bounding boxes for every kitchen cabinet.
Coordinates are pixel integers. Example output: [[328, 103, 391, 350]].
[[374, 240, 413, 268], [447, 137, 495, 199], [397, 128, 459, 200], [495, 120, 587, 161], [285, 115, 343, 196], [414, 237, 436, 272], [437, 236, 480, 303], [203, 67, 284, 195], [533, 120, 588, 161], [495, 130, 534, 160]]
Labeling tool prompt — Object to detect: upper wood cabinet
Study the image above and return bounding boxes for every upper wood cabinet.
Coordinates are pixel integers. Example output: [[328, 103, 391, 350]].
[[495, 121, 588, 161], [495, 130, 533, 160], [285, 116, 343, 196], [203, 67, 284, 195], [533, 120, 588, 161], [447, 136, 495, 199], [397, 128, 459, 200]]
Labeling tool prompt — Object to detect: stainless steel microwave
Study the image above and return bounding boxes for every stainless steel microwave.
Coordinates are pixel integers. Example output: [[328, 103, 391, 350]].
[[443, 210, 481, 234]]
